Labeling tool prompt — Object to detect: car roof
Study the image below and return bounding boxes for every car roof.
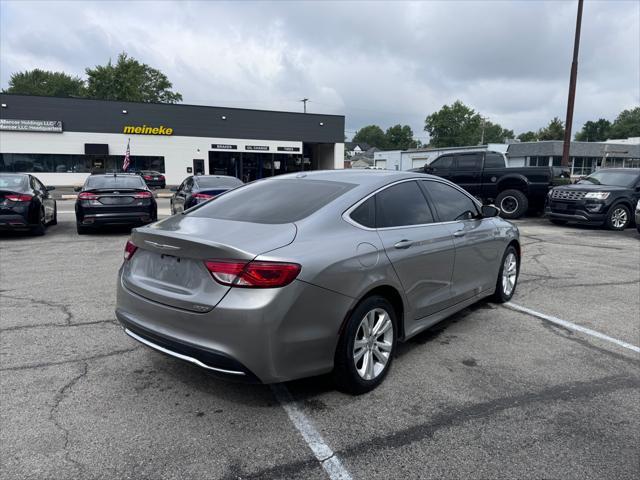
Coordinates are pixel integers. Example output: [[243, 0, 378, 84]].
[[595, 168, 640, 173], [263, 169, 433, 189]]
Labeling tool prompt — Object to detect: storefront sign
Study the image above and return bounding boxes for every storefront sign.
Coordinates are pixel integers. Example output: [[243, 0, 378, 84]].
[[123, 125, 173, 135], [0, 119, 63, 133], [212, 144, 237, 150], [245, 145, 270, 151], [277, 146, 300, 152]]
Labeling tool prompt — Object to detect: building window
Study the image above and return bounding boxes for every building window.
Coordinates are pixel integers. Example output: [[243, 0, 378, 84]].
[[0, 153, 165, 173], [571, 157, 599, 176], [552, 156, 563, 166], [528, 156, 549, 167]]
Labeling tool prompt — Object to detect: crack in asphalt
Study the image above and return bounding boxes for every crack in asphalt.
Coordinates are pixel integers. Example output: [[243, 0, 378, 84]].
[[49, 362, 88, 474], [0, 294, 74, 326], [0, 346, 140, 372], [0, 318, 118, 333], [226, 375, 638, 480]]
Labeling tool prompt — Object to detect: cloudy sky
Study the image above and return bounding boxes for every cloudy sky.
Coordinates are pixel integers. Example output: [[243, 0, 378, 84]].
[[1, 0, 638, 141]]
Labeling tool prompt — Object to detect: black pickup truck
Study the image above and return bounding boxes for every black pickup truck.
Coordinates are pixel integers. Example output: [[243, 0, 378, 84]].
[[414, 151, 569, 219]]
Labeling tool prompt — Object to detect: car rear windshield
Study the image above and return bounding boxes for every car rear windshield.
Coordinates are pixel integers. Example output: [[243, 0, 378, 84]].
[[85, 176, 146, 189], [577, 170, 639, 187], [0, 175, 28, 191], [191, 178, 355, 224], [196, 176, 244, 188]]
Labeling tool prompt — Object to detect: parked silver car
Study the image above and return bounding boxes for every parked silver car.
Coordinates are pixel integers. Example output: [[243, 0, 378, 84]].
[[116, 170, 520, 394]]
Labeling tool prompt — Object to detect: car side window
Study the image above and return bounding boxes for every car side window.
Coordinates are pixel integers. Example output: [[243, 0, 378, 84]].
[[375, 181, 434, 228], [350, 196, 376, 228], [30, 176, 43, 193], [484, 153, 505, 169], [423, 181, 479, 222], [431, 155, 453, 169], [456, 153, 482, 170], [184, 177, 194, 192]]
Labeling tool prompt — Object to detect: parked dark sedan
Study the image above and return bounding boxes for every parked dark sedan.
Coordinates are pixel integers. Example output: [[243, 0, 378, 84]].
[[170, 175, 243, 214], [75, 174, 157, 234], [0, 173, 57, 235], [546, 168, 640, 230], [136, 170, 166, 189]]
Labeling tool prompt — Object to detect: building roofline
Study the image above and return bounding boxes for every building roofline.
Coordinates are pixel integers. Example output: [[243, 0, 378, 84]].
[[0, 93, 344, 119]]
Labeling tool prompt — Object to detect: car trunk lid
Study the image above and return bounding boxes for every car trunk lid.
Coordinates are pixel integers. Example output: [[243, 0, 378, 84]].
[[122, 215, 297, 312]]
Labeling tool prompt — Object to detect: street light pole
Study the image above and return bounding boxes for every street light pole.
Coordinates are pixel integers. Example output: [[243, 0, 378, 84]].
[[300, 98, 309, 113], [561, 0, 584, 168]]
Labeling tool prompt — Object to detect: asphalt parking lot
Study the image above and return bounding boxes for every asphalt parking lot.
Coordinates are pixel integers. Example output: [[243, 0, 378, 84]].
[[1, 199, 639, 480]]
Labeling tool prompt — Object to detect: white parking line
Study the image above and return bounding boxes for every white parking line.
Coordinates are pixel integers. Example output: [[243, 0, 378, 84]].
[[271, 384, 352, 480], [505, 302, 640, 353]]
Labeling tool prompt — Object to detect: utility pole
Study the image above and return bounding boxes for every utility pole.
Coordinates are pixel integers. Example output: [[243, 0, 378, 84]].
[[480, 117, 487, 145], [300, 98, 309, 113], [561, 0, 584, 168]]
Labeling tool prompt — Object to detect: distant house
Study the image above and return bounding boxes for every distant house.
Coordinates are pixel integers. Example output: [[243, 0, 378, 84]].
[[350, 154, 374, 169], [345, 142, 372, 158]]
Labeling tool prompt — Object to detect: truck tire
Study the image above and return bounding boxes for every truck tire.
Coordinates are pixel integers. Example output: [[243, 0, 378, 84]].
[[496, 189, 528, 219]]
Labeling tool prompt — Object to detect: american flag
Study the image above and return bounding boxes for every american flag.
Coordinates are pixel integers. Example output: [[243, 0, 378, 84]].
[[122, 139, 131, 172]]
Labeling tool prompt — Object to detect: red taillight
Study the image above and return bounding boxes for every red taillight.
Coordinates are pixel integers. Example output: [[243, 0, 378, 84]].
[[78, 192, 98, 200], [124, 240, 138, 261], [134, 191, 153, 198], [5, 194, 33, 202], [204, 260, 301, 288], [192, 193, 213, 200], [143, 175, 153, 180]]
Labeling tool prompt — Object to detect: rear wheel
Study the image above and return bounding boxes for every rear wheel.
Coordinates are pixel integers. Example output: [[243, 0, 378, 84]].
[[491, 246, 519, 303], [334, 296, 396, 395], [605, 204, 630, 231], [496, 189, 528, 219], [31, 208, 46, 236]]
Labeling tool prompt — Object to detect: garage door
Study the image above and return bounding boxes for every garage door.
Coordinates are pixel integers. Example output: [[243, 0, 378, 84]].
[[412, 158, 428, 169], [375, 160, 386, 169]]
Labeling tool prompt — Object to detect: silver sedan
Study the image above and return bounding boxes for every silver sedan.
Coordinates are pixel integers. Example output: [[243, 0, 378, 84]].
[[116, 170, 520, 394]]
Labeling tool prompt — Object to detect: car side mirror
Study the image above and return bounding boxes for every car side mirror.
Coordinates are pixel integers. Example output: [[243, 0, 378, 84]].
[[73, 186, 82, 192], [45, 186, 56, 191], [424, 165, 433, 173], [481, 205, 500, 218], [169, 186, 178, 192]]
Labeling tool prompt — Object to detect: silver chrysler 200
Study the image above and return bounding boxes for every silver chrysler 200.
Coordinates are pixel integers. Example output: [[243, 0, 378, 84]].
[[116, 170, 520, 394]]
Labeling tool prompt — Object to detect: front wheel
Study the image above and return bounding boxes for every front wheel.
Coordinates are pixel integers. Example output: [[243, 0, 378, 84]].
[[495, 189, 528, 219], [491, 245, 519, 303], [31, 208, 46, 236], [49, 204, 58, 226], [605, 204, 630, 231], [333, 296, 396, 395]]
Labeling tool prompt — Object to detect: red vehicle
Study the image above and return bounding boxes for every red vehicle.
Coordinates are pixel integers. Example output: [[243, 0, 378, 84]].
[[136, 170, 166, 189]]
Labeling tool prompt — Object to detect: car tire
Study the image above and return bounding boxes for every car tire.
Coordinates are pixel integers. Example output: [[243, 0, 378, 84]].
[[49, 204, 58, 226], [549, 219, 568, 226], [605, 204, 630, 231], [31, 208, 46, 236], [76, 223, 91, 235], [333, 295, 397, 395], [496, 189, 528, 219], [491, 245, 519, 303]]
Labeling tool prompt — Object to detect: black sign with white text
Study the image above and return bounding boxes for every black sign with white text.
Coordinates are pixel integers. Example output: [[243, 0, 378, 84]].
[[245, 145, 270, 151], [277, 146, 301, 152], [211, 144, 237, 150]]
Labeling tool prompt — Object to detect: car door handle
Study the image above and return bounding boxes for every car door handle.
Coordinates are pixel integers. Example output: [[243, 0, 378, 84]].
[[453, 230, 467, 237], [394, 239, 413, 249]]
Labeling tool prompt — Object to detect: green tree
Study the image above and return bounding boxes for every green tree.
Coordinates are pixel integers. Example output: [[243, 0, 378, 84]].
[[85, 52, 182, 103], [385, 124, 419, 150], [4, 69, 85, 97], [608, 107, 640, 139], [424, 101, 482, 147], [575, 118, 611, 141], [352, 124, 387, 149], [537, 117, 565, 140], [517, 131, 538, 142], [482, 120, 514, 143]]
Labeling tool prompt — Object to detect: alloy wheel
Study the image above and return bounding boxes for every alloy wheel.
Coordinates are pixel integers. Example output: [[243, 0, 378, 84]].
[[353, 308, 393, 381], [502, 252, 518, 296], [611, 208, 628, 229]]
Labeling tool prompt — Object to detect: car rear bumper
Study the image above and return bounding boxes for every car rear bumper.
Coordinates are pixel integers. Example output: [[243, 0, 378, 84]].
[[144, 181, 165, 188], [115, 269, 353, 383], [78, 211, 154, 226], [0, 213, 32, 230]]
